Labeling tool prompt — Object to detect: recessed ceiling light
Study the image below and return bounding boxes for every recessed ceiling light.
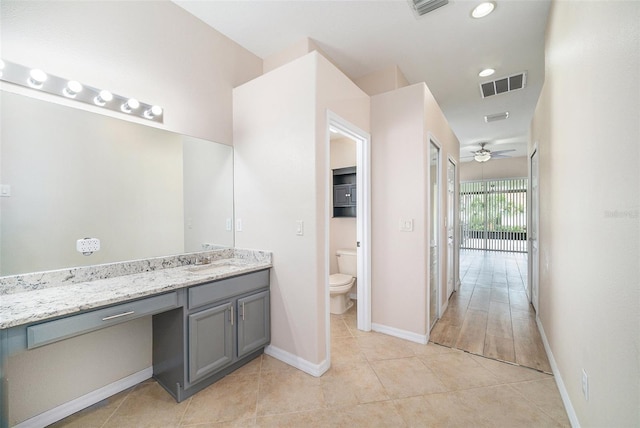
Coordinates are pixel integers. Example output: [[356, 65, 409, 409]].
[[479, 68, 495, 77], [471, 2, 495, 18]]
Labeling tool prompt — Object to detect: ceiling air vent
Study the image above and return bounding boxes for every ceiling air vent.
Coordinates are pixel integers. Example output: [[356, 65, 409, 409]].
[[484, 112, 510, 123], [480, 72, 527, 98], [410, 0, 449, 17]]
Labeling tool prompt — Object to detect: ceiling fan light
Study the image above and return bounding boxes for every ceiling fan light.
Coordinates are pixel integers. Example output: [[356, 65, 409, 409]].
[[475, 153, 491, 162]]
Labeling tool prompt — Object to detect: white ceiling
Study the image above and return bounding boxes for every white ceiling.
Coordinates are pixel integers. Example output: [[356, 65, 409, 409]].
[[174, 0, 551, 161]]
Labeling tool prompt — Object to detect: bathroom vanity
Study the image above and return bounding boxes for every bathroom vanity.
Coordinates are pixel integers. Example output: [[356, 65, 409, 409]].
[[0, 249, 271, 427]]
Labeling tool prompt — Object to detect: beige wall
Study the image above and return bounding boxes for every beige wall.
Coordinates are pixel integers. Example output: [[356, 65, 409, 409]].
[[8, 318, 151, 426], [263, 37, 339, 75], [234, 52, 369, 369], [354, 65, 410, 96], [330, 138, 357, 276], [370, 82, 459, 340], [424, 83, 460, 313], [460, 156, 528, 181], [530, 1, 639, 426], [1, 1, 262, 423]]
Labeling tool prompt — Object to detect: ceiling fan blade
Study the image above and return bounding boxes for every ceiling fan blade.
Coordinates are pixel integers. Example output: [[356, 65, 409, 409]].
[[491, 154, 512, 159], [490, 149, 516, 156]]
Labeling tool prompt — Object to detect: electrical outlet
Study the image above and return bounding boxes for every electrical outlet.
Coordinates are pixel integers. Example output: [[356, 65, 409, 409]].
[[236, 218, 242, 232], [77, 238, 100, 255], [582, 369, 589, 401], [226, 218, 232, 231]]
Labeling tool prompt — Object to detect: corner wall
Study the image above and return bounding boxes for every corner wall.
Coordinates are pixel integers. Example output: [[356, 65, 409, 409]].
[[370, 82, 460, 340], [530, 1, 640, 425], [234, 52, 369, 370]]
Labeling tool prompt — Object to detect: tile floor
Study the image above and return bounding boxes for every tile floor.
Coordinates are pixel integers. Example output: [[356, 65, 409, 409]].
[[431, 250, 552, 373], [53, 301, 569, 427]]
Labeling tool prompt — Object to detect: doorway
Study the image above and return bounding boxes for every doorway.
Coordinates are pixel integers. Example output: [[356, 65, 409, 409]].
[[326, 112, 371, 363], [428, 139, 440, 331]]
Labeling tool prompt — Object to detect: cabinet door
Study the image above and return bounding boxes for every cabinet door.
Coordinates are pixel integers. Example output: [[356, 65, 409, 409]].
[[348, 184, 357, 205], [188, 302, 233, 384], [237, 291, 270, 358], [333, 184, 352, 207]]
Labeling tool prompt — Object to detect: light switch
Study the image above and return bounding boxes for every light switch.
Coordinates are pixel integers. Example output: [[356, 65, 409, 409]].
[[236, 218, 242, 232], [226, 218, 232, 231], [0, 185, 10, 197], [399, 218, 414, 232], [296, 220, 304, 236]]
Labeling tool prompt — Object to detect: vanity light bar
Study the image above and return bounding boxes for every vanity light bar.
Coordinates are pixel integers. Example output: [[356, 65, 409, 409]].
[[0, 59, 163, 123]]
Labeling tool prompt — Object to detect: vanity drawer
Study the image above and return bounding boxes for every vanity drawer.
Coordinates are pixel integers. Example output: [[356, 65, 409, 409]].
[[188, 270, 269, 310], [27, 292, 178, 349]]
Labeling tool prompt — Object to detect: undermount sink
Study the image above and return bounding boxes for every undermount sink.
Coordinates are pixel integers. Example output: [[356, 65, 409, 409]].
[[187, 260, 244, 274]]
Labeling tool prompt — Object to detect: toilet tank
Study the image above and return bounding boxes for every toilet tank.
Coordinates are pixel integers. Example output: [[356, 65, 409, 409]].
[[336, 248, 357, 277]]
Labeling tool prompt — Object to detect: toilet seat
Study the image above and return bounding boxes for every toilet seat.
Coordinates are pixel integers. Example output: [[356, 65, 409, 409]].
[[330, 273, 353, 287]]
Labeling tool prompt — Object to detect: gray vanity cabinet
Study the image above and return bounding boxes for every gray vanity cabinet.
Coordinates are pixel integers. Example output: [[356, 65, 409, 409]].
[[188, 302, 234, 383], [237, 290, 270, 357], [153, 269, 270, 402]]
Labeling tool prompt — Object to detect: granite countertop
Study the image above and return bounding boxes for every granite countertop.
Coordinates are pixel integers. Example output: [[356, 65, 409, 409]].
[[0, 249, 272, 329]]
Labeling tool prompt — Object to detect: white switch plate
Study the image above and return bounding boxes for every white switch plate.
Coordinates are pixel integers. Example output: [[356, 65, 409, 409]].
[[77, 238, 100, 254], [0, 185, 10, 197], [236, 218, 243, 232], [296, 220, 304, 236], [226, 218, 232, 231], [399, 219, 414, 232]]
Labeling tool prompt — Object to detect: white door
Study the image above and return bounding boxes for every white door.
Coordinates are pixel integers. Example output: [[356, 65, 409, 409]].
[[446, 158, 456, 298], [429, 140, 440, 330], [529, 148, 540, 311]]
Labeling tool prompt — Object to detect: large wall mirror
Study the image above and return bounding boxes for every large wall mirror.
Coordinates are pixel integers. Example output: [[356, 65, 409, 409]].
[[0, 91, 234, 276]]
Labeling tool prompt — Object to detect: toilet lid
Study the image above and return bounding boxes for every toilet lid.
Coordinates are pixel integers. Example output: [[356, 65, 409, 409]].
[[330, 273, 353, 287]]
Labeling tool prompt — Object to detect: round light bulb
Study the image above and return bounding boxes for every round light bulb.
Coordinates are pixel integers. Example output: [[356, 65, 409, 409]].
[[63, 80, 83, 98], [28, 69, 48, 88], [144, 105, 163, 119], [479, 68, 495, 78], [94, 89, 113, 106], [121, 98, 140, 113], [471, 2, 495, 18]]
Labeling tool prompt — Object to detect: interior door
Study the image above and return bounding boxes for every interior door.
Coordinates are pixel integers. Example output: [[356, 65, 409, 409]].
[[429, 140, 440, 330], [529, 148, 540, 311], [446, 158, 456, 298]]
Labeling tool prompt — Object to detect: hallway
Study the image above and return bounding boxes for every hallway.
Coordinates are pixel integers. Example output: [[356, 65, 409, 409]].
[[431, 250, 551, 373]]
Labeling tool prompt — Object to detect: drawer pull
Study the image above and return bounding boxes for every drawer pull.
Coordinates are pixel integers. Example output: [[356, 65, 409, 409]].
[[230, 306, 234, 326], [102, 311, 135, 321], [242, 302, 245, 320]]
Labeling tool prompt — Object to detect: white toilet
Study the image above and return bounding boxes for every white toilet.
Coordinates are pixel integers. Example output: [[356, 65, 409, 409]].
[[329, 248, 357, 315]]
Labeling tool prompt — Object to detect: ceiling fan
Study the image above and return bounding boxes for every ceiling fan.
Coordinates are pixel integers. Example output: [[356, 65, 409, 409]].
[[463, 142, 516, 163]]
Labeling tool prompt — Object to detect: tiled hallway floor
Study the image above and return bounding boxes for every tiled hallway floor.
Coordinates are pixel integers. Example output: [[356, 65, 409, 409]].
[[431, 250, 552, 372], [53, 302, 569, 427]]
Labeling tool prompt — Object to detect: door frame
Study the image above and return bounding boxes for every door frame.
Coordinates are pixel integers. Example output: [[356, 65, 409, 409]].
[[325, 111, 372, 343], [528, 143, 540, 311], [427, 135, 442, 331], [446, 156, 458, 296]]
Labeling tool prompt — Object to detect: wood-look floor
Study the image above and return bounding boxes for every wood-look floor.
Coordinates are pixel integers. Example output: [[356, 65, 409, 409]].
[[430, 250, 552, 373]]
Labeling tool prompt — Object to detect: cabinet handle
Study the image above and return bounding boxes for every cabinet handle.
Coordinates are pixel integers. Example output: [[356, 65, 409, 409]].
[[102, 311, 135, 321], [230, 305, 234, 326], [242, 302, 245, 320]]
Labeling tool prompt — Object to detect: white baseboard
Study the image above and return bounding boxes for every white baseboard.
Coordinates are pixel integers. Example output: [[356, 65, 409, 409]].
[[264, 345, 329, 377], [15, 367, 152, 428], [371, 323, 428, 345], [536, 316, 580, 428]]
